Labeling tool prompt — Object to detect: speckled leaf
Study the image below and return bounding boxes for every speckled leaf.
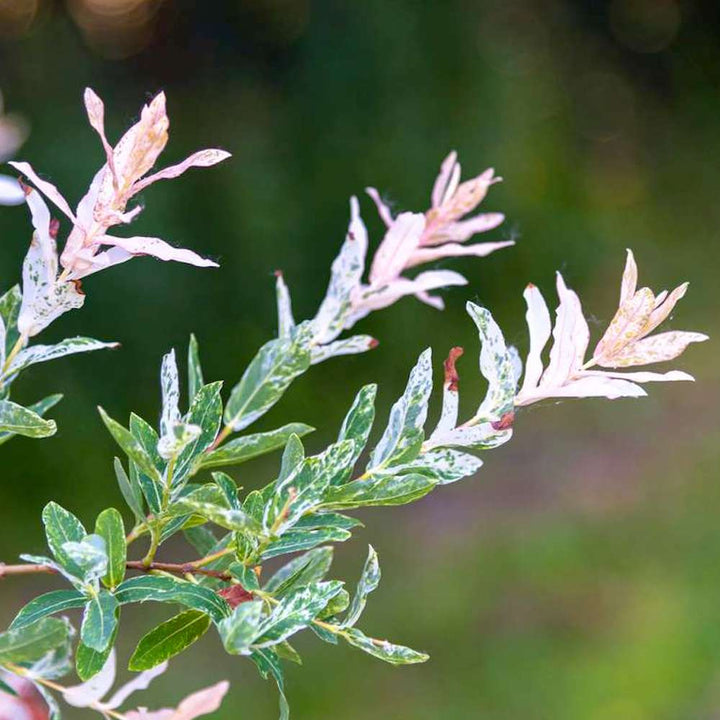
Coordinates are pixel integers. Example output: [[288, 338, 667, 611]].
[[187, 333, 204, 404], [218, 601, 264, 655], [100, 408, 162, 484], [260, 527, 352, 560], [200, 423, 315, 469], [95, 508, 126, 588], [224, 323, 313, 432], [367, 349, 432, 470], [342, 627, 428, 665], [264, 547, 334, 596], [0, 618, 70, 663], [322, 472, 435, 510], [7, 337, 118, 376], [0, 399, 56, 438], [344, 545, 380, 627]]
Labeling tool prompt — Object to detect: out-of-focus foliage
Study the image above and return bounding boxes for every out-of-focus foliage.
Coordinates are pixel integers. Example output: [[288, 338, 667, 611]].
[[0, 1, 717, 719]]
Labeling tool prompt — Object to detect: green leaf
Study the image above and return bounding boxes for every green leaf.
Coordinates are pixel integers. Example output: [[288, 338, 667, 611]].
[[0, 399, 56, 438], [188, 334, 204, 404], [224, 323, 313, 432], [95, 508, 126, 588], [81, 590, 118, 652], [174, 500, 260, 534], [0, 678, 17, 696], [129, 609, 211, 670], [114, 575, 231, 622], [42, 501, 86, 574], [261, 527, 351, 560], [344, 545, 380, 627], [173, 381, 223, 487], [62, 534, 108, 583], [274, 640, 302, 665], [218, 600, 264, 655], [264, 547, 334, 596], [200, 423, 315, 469], [75, 627, 117, 681], [99, 408, 162, 483], [367, 348, 432, 470], [392, 448, 483, 485], [322, 472, 435, 510], [293, 511, 362, 532], [0, 618, 70, 663], [183, 526, 218, 556], [114, 457, 145, 521], [228, 563, 260, 591], [342, 626, 428, 665], [254, 580, 344, 647], [9, 590, 86, 630], [212, 472, 241, 509], [251, 647, 290, 720]]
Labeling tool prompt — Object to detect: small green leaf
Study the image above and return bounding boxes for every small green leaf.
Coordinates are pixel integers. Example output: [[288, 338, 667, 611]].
[[99, 408, 162, 483], [333, 384, 377, 484], [0, 618, 69, 663], [129, 609, 211, 671], [9, 589, 86, 630], [95, 508, 126, 588], [261, 527, 352, 560], [251, 647, 290, 720], [0, 395, 63, 447], [342, 626, 428, 665], [201, 423, 315, 470], [0, 399, 56, 438], [188, 333, 204, 404], [81, 590, 118, 652], [174, 500, 260, 534], [114, 457, 145, 521]]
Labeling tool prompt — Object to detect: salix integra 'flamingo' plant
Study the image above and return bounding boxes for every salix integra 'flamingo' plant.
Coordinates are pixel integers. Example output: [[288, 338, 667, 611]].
[[0, 88, 707, 720]]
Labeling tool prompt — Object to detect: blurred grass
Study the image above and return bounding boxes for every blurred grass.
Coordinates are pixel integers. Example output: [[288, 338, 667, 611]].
[[0, 1, 718, 717]]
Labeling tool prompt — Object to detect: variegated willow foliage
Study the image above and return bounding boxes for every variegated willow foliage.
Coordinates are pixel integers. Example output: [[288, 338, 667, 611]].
[[0, 89, 708, 720]]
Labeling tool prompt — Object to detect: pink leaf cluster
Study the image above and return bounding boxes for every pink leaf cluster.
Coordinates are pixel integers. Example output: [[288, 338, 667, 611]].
[[359, 151, 511, 313], [515, 251, 708, 406], [10, 88, 230, 279]]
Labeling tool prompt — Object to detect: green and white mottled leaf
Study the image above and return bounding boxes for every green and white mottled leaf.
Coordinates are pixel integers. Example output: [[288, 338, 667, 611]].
[[0, 399, 56, 438], [228, 563, 260, 591], [342, 627, 428, 665], [75, 629, 116, 682], [95, 508, 126, 589], [0, 285, 21, 356], [129, 609, 211, 670], [261, 527, 351, 560], [310, 335, 375, 365], [172, 381, 223, 487], [322, 472, 435, 510], [7, 337, 118, 376], [367, 349, 432, 470], [264, 547, 334, 596], [183, 526, 218, 556], [0, 618, 70, 663], [274, 640, 302, 665], [264, 438, 357, 534], [253, 581, 344, 648], [128, 414, 164, 513], [251, 647, 290, 720], [62, 534, 108, 584], [331, 384, 376, 484], [0, 394, 62, 446], [293, 511, 363, 532], [9, 589, 86, 630], [200, 423, 315, 470], [311, 197, 368, 345], [466, 302, 516, 421], [224, 323, 313, 432], [80, 590, 118, 652], [114, 576, 230, 622], [391, 448, 483, 485], [218, 600, 264, 655], [174, 500, 260, 534], [344, 545, 380, 627]]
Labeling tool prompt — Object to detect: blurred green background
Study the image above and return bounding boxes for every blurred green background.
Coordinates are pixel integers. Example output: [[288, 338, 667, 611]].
[[0, 0, 718, 717]]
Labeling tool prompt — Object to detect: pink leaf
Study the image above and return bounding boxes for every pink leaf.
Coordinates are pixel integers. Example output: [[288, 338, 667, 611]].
[[8, 161, 76, 222], [368, 212, 425, 285], [519, 283, 552, 397], [132, 149, 232, 194], [99, 234, 218, 268], [406, 240, 514, 268]]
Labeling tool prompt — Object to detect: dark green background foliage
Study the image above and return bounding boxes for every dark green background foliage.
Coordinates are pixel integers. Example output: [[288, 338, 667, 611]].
[[0, 1, 718, 717]]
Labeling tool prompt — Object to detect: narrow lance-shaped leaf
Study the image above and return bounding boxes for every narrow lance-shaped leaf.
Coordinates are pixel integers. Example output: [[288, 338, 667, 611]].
[[0, 618, 70, 663], [99, 408, 162, 483], [188, 333, 204, 404], [9, 589, 86, 630], [342, 627, 429, 665], [81, 590, 118, 653], [224, 323, 313, 432], [218, 601, 264, 655], [129, 609, 211, 671], [344, 545, 380, 627]]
